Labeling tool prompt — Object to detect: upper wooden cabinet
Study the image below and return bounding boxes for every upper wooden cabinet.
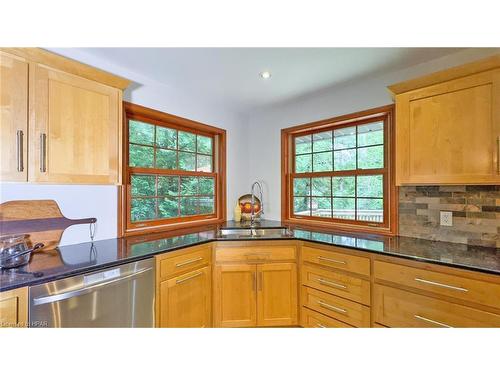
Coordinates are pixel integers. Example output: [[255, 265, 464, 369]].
[[389, 55, 500, 185], [0, 52, 29, 182], [0, 48, 129, 184]]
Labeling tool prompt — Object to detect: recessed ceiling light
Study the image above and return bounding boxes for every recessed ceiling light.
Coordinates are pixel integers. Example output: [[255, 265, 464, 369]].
[[260, 71, 271, 79]]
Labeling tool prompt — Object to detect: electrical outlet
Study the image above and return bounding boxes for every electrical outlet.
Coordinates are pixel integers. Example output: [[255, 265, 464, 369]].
[[440, 211, 453, 226]]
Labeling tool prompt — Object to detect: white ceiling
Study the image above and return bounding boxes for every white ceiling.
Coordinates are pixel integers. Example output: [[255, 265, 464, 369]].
[[62, 48, 464, 114]]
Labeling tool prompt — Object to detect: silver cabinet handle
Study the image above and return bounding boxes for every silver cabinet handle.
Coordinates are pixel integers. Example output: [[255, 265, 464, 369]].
[[175, 257, 203, 268], [414, 315, 453, 328], [16, 130, 24, 172], [176, 271, 203, 284], [316, 323, 327, 328], [318, 300, 347, 314], [40, 133, 47, 172], [32, 267, 152, 306], [318, 256, 346, 265], [318, 278, 347, 290], [414, 277, 468, 292]]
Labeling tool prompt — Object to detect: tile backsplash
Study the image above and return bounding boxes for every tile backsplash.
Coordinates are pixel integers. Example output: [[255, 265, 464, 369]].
[[399, 186, 500, 248]]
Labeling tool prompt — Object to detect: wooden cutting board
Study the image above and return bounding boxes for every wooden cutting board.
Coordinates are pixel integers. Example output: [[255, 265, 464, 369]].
[[0, 200, 96, 250]]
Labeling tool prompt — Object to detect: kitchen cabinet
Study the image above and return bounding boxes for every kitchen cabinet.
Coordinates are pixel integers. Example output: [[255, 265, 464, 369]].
[[0, 287, 28, 328], [373, 256, 500, 328], [389, 55, 500, 185], [213, 241, 298, 327], [214, 264, 257, 327], [299, 243, 372, 328], [0, 51, 29, 182], [158, 266, 211, 328], [30, 64, 122, 184], [0, 48, 129, 184], [155, 244, 212, 328], [214, 262, 298, 327]]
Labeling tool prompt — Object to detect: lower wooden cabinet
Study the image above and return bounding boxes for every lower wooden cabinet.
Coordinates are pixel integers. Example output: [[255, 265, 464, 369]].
[[214, 263, 298, 327], [155, 244, 212, 328], [0, 287, 28, 328], [213, 264, 257, 327], [301, 307, 353, 328], [158, 266, 211, 328], [373, 284, 500, 328]]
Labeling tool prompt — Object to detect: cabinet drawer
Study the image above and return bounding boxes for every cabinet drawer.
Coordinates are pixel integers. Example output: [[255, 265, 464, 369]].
[[215, 245, 296, 263], [373, 285, 500, 328], [301, 265, 370, 305], [374, 260, 500, 310], [301, 286, 370, 327], [158, 246, 211, 279], [301, 307, 353, 328], [301, 246, 370, 277]]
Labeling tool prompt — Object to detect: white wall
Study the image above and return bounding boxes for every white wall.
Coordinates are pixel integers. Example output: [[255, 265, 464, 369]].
[[246, 48, 500, 220], [0, 48, 249, 245]]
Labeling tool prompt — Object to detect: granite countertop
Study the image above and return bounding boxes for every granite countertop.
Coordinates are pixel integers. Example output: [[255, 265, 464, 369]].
[[1, 220, 499, 292]]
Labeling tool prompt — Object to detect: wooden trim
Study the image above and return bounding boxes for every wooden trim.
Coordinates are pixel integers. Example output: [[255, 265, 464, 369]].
[[123, 102, 226, 136], [0, 48, 130, 90], [120, 102, 226, 237], [281, 105, 397, 236], [388, 54, 500, 95], [282, 104, 394, 135]]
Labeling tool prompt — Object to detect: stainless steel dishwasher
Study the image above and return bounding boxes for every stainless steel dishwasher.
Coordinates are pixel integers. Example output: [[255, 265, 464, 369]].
[[29, 258, 155, 327]]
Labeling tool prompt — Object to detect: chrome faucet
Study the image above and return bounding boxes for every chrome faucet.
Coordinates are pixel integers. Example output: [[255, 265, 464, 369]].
[[250, 181, 264, 226]]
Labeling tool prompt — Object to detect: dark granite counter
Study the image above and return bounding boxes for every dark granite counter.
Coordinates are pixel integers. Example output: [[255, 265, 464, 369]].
[[1, 221, 499, 292]]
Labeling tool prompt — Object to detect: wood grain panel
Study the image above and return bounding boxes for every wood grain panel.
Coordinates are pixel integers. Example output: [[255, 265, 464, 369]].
[[213, 264, 257, 327], [373, 284, 500, 328], [0, 287, 28, 328], [301, 264, 370, 305], [301, 245, 370, 277], [30, 64, 121, 184], [300, 307, 354, 328], [301, 286, 370, 327], [257, 263, 298, 327], [0, 51, 28, 182], [158, 266, 211, 328], [374, 260, 500, 310], [158, 245, 211, 279]]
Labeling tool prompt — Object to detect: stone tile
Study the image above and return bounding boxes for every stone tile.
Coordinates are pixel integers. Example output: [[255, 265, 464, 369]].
[[466, 198, 496, 206], [466, 211, 497, 219], [439, 186, 466, 192], [483, 206, 500, 212], [463, 204, 481, 212], [440, 197, 466, 204], [428, 203, 466, 211], [415, 197, 441, 204]]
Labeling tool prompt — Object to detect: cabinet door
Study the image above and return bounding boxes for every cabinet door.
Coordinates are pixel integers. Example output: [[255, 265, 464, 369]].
[[0, 52, 28, 181], [257, 263, 298, 327], [30, 64, 121, 184], [0, 287, 28, 328], [214, 264, 257, 327], [158, 266, 211, 328], [396, 70, 500, 184]]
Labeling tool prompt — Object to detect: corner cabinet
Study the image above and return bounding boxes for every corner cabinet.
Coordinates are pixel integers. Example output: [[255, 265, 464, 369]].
[[213, 241, 298, 327], [0, 48, 129, 184], [389, 55, 500, 185]]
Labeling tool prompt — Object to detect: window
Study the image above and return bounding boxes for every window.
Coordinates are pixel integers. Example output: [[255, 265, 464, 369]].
[[121, 102, 226, 235], [281, 105, 396, 235]]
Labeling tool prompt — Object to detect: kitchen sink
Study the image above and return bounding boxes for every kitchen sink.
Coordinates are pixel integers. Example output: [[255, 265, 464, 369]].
[[218, 227, 293, 238]]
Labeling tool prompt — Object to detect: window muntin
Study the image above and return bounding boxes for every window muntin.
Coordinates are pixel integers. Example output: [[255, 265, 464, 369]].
[[126, 117, 219, 227], [291, 120, 386, 224]]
